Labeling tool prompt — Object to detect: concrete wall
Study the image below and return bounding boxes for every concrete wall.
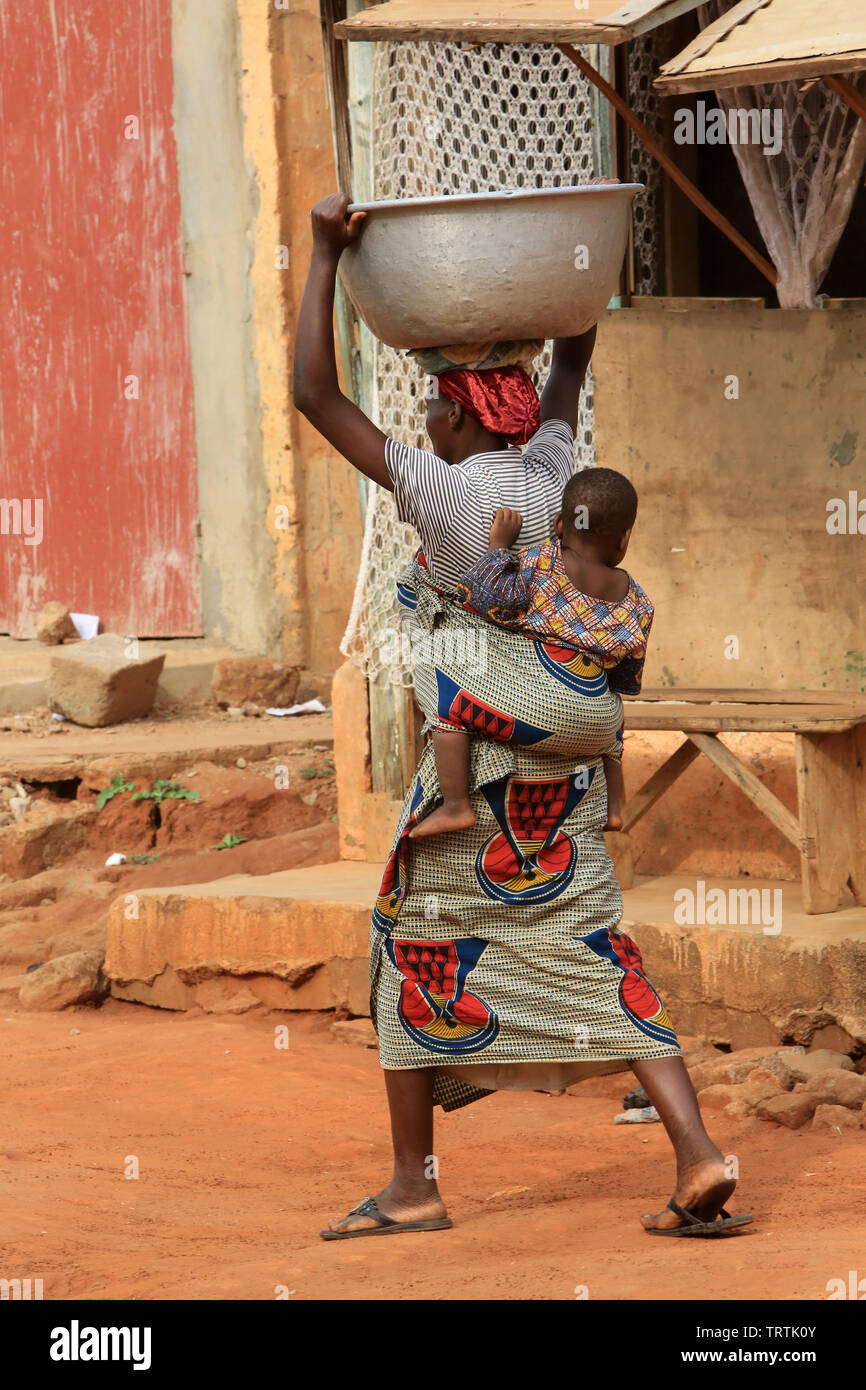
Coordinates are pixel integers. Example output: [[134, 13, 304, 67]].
[[171, 0, 271, 653], [593, 299, 866, 691], [270, 1, 365, 690], [171, 0, 361, 687]]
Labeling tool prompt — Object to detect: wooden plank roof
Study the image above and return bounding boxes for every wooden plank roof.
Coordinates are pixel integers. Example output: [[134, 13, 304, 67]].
[[335, 0, 705, 47], [656, 0, 866, 94]]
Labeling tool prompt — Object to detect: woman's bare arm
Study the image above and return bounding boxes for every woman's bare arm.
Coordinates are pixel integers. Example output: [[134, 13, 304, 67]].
[[293, 193, 392, 491], [539, 177, 620, 431], [538, 326, 596, 432]]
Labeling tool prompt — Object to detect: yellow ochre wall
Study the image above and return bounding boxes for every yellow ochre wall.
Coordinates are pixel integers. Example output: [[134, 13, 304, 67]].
[[184, 0, 361, 690], [593, 299, 866, 692]]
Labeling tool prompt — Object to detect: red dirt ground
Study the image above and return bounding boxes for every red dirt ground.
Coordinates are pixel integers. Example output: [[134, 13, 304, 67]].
[[2, 1004, 863, 1302], [0, 747, 337, 975]]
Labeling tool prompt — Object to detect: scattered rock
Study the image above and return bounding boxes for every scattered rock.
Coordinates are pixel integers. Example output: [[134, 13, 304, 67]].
[[689, 1045, 803, 1091], [36, 602, 78, 645], [723, 1071, 785, 1121], [622, 1085, 651, 1110], [697, 1083, 740, 1111], [331, 1018, 378, 1049], [811, 1104, 861, 1133], [18, 949, 108, 1011], [756, 1092, 817, 1130], [1, 800, 99, 880], [802, 1069, 866, 1110], [807, 1023, 859, 1055], [785, 1049, 855, 1083], [698, 1070, 783, 1120], [49, 634, 165, 727], [212, 658, 300, 711], [745, 1066, 786, 1092]]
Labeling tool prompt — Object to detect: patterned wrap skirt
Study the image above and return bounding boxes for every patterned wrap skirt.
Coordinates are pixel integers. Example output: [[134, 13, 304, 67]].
[[371, 556, 681, 1112]]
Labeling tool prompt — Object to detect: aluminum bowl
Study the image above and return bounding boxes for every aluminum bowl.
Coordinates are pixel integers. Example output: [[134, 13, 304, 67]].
[[337, 184, 643, 350]]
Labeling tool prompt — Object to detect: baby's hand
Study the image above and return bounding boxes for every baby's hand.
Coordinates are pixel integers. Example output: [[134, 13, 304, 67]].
[[489, 507, 523, 550]]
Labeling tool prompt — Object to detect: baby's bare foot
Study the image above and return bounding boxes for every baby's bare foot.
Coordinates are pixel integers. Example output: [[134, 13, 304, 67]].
[[409, 802, 476, 840]]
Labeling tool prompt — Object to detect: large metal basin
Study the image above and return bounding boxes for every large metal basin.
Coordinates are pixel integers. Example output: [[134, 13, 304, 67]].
[[338, 184, 642, 350]]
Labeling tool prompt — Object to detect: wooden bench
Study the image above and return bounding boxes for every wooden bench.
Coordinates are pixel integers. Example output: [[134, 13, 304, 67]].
[[613, 689, 866, 915]]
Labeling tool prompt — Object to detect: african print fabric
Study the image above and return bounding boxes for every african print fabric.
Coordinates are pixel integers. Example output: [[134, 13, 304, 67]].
[[458, 541, 653, 696], [371, 557, 681, 1112]]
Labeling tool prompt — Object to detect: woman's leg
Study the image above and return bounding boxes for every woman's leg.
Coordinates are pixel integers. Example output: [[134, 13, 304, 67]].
[[630, 1055, 736, 1230], [325, 1068, 448, 1233]]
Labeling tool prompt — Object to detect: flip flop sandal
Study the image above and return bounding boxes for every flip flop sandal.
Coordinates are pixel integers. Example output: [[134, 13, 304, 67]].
[[646, 1198, 754, 1238], [320, 1195, 453, 1241]]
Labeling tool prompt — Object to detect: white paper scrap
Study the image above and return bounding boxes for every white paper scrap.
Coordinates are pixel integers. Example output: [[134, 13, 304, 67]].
[[70, 612, 100, 640], [264, 699, 327, 717]]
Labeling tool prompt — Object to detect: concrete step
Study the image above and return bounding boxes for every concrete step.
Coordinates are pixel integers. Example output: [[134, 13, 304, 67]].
[[0, 712, 333, 782], [103, 864, 866, 1051], [0, 636, 243, 715], [105, 860, 378, 1016]]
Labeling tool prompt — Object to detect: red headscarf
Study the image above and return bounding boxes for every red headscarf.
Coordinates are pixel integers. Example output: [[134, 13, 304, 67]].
[[436, 364, 540, 446]]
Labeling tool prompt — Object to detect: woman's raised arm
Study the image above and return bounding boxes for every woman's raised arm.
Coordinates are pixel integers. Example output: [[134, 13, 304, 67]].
[[538, 325, 596, 433], [293, 193, 392, 491]]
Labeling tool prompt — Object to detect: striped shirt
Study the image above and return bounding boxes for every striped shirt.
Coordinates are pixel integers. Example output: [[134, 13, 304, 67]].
[[384, 418, 576, 590]]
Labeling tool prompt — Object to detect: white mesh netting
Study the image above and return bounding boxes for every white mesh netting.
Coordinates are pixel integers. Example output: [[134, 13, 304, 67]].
[[340, 42, 643, 684], [628, 30, 665, 295], [700, 1, 866, 308]]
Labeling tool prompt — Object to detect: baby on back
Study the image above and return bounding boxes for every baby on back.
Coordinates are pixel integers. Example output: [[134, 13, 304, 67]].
[[409, 467, 653, 840]]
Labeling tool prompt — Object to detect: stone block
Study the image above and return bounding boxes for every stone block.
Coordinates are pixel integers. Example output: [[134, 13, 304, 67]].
[[1, 800, 98, 879], [18, 948, 108, 1010], [689, 1045, 803, 1091], [36, 602, 77, 645], [785, 1049, 855, 1083], [211, 658, 300, 710], [756, 1092, 817, 1129], [104, 864, 373, 1016], [811, 1104, 861, 1133], [803, 1069, 866, 1110], [49, 635, 165, 727]]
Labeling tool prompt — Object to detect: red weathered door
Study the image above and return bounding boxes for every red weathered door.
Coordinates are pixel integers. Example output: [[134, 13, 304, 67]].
[[0, 0, 201, 637]]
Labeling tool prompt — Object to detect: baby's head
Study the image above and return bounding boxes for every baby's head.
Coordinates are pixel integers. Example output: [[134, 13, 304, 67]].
[[556, 467, 638, 565]]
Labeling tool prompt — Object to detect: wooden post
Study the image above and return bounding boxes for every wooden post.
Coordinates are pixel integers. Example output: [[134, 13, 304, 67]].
[[795, 727, 866, 914], [824, 74, 866, 125], [687, 732, 802, 850], [621, 738, 701, 832], [557, 43, 778, 289]]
